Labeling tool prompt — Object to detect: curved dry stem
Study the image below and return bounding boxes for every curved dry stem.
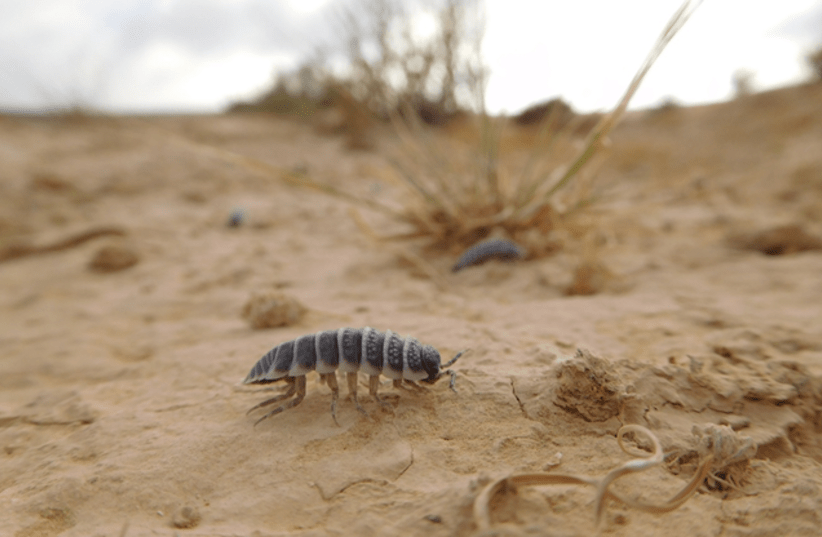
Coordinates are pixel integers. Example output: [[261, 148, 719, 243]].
[[592, 424, 664, 524], [473, 425, 713, 532]]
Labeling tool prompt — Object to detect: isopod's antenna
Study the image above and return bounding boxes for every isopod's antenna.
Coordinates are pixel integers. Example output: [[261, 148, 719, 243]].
[[442, 350, 465, 369]]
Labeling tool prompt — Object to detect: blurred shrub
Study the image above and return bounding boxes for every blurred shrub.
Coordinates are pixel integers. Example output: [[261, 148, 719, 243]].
[[513, 98, 575, 128], [337, 0, 485, 125], [229, 0, 484, 132], [732, 69, 755, 97], [809, 47, 822, 81], [223, 0, 701, 262], [228, 63, 331, 119]]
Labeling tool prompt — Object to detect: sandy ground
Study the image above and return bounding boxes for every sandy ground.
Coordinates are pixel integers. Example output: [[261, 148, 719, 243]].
[[1, 83, 822, 537]]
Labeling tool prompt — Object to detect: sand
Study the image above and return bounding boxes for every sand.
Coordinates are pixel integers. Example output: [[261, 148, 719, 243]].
[[1, 83, 822, 537]]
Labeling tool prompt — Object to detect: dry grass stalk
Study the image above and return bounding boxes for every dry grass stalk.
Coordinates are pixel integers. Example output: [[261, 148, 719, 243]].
[[473, 425, 713, 532]]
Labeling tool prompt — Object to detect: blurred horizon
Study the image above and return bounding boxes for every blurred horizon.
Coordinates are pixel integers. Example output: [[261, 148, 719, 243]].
[[1, 0, 821, 116]]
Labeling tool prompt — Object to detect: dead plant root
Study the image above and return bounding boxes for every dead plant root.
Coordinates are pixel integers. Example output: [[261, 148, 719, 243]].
[[473, 425, 712, 532]]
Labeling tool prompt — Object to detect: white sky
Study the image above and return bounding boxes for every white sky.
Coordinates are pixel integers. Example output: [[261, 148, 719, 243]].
[[0, 0, 820, 115]]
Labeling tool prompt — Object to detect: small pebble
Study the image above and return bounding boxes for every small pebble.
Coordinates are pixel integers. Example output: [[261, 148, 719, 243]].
[[88, 244, 139, 273], [171, 506, 201, 529], [242, 291, 306, 329], [226, 208, 245, 228]]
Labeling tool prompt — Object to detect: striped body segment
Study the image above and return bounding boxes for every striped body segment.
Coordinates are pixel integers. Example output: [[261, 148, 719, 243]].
[[243, 327, 463, 426], [243, 327, 438, 384]]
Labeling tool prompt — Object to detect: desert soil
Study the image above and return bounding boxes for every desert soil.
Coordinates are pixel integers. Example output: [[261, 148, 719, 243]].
[[2, 83, 822, 537]]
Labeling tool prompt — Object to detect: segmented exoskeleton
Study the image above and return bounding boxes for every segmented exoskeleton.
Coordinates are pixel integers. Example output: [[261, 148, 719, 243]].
[[243, 327, 463, 426], [452, 238, 526, 272]]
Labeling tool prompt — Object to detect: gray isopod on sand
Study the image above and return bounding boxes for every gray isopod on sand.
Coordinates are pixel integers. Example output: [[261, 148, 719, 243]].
[[452, 238, 526, 272], [243, 327, 463, 426]]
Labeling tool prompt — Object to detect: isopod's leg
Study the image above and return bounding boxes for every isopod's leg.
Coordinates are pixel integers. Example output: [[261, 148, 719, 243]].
[[253, 376, 307, 426], [246, 377, 297, 415], [322, 373, 341, 427], [407, 379, 427, 391], [347, 372, 370, 418], [370, 375, 393, 410], [393, 379, 426, 392], [445, 369, 457, 392]]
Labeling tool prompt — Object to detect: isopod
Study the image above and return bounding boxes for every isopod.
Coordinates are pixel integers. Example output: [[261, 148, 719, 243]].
[[452, 238, 526, 272], [242, 327, 463, 426]]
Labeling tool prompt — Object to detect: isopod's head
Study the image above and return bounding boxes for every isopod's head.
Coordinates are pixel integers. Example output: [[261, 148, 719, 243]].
[[420, 344, 444, 383]]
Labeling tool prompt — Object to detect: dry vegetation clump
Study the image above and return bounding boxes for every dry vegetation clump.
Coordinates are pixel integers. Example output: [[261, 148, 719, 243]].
[[228, 63, 334, 120], [223, 1, 702, 267], [332, 0, 484, 126], [732, 69, 755, 97], [339, 0, 703, 257], [229, 0, 482, 148], [513, 98, 575, 127]]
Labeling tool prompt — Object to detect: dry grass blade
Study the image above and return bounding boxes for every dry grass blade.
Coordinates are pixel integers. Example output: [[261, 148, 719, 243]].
[[515, 0, 703, 221], [513, 104, 579, 208], [473, 425, 712, 532]]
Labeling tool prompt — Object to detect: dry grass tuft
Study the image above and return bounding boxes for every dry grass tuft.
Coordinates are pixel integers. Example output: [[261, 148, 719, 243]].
[[341, 0, 703, 256], [216, 1, 701, 266]]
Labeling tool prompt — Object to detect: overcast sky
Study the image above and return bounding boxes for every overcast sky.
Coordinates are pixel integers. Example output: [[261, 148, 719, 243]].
[[1, 0, 821, 115]]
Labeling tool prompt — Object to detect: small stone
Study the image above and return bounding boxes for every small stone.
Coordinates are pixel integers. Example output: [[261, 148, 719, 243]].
[[242, 291, 306, 329], [727, 223, 822, 256], [88, 244, 139, 272], [226, 208, 245, 227], [171, 506, 201, 529]]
